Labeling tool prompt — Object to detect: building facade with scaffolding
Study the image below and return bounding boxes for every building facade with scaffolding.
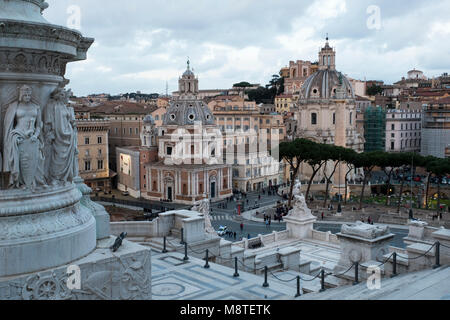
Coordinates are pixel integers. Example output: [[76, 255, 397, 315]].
[[364, 106, 386, 152], [421, 97, 450, 158]]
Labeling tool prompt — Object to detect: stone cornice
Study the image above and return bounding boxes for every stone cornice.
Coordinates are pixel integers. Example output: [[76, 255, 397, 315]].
[[0, 20, 93, 60]]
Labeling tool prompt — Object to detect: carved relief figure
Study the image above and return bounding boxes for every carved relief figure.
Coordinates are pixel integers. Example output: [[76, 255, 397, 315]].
[[43, 88, 78, 185], [3, 85, 46, 190]]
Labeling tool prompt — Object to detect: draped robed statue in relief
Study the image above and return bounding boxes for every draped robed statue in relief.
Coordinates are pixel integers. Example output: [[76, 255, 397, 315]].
[[3, 85, 46, 191], [43, 87, 78, 186]]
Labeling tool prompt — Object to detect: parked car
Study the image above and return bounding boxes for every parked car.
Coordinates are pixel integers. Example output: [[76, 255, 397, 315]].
[[122, 191, 130, 196], [217, 226, 228, 236]]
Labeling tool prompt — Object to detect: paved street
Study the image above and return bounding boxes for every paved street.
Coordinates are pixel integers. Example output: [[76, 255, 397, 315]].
[[210, 190, 284, 215], [209, 190, 285, 240]]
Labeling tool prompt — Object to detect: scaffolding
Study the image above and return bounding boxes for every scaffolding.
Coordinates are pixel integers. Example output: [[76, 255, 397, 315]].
[[364, 105, 386, 152]]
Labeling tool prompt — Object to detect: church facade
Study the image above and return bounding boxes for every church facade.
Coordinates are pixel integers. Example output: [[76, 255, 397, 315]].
[[294, 39, 365, 194], [139, 63, 233, 204]]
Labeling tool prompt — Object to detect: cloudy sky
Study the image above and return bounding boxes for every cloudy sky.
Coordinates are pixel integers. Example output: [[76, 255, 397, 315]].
[[43, 0, 450, 97]]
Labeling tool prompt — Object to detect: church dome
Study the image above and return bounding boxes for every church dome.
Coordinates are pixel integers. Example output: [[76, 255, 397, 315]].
[[183, 69, 194, 77], [299, 69, 355, 102], [143, 114, 155, 124], [163, 100, 215, 126]]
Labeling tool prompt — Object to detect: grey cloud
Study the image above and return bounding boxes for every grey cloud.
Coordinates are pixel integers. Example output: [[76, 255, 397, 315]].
[[42, 0, 450, 96]]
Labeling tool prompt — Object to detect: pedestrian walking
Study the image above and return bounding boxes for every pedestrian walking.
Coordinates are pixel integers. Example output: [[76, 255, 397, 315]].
[[240, 223, 244, 232], [234, 232, 236, 239], [265, 220, 269, 228], [321, 212, 324, 220]]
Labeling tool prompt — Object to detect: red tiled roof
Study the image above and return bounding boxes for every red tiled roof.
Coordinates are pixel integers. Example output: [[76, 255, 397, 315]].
[[355, 95, 371, 101], [430, 96, 450, 105], [77, 101, 157, 115], [276, 94, 293, 99]]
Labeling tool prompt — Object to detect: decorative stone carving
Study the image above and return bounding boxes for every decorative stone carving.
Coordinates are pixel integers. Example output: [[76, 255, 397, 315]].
[[3, 85, 46, 190], [192, 197, 215, 234], [0, 239, 151, 300], [22, 272, 72, 300], [341, 221, 390, 240], [335, 221, 395, 279], [43, 87, 77, 185]]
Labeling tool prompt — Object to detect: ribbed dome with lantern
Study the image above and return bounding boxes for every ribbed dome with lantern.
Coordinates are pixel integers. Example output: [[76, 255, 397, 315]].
[[298, 37, 355, 104], [163, 60, 215, 126]]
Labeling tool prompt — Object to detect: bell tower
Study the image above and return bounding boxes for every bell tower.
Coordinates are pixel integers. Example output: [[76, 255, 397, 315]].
[[318, 35, 336, 71], [178, 59, 199, 100]]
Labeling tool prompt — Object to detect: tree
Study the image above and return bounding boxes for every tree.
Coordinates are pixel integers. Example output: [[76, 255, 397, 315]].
[[247, 86, 273, 104], [367, 85, 383, 96], [353, 152, 384, 210], [422, 155, 439, 209], [394, 153, 419, 214], [280, 139, 317, 208], [304, 143, 329, 202], [340, 148, 358, 205], [247, 74, 285, 104], [379, 153, 405, 206], [233, 82, 253, 98], [426, 158, 450, 215], [322, 146, 348, 208], [233, 82, 252, 88]]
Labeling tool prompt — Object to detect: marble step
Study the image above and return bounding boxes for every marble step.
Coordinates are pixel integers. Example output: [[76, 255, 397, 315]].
[[298, 265, 450, 300]]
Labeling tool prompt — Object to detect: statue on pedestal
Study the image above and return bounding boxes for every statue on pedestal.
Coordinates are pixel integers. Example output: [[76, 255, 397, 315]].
[[3, 85, 46, 190], [43, 87, 78, 185], [287, 179, 315, 219], [192, 196, 215, 234]]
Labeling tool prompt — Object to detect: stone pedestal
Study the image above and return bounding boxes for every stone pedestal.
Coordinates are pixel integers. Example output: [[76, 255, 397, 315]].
[[334, 222, 394, 278], [432, 228, 450, 265], [0, 238, 151, 300], [284, 180, 317, 239], [278, 247, 301, 271], [285, 214, 317, 239], [75, 177, 111, 240], [0, 0, 151, 300], [0, 185, 96, 277]]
